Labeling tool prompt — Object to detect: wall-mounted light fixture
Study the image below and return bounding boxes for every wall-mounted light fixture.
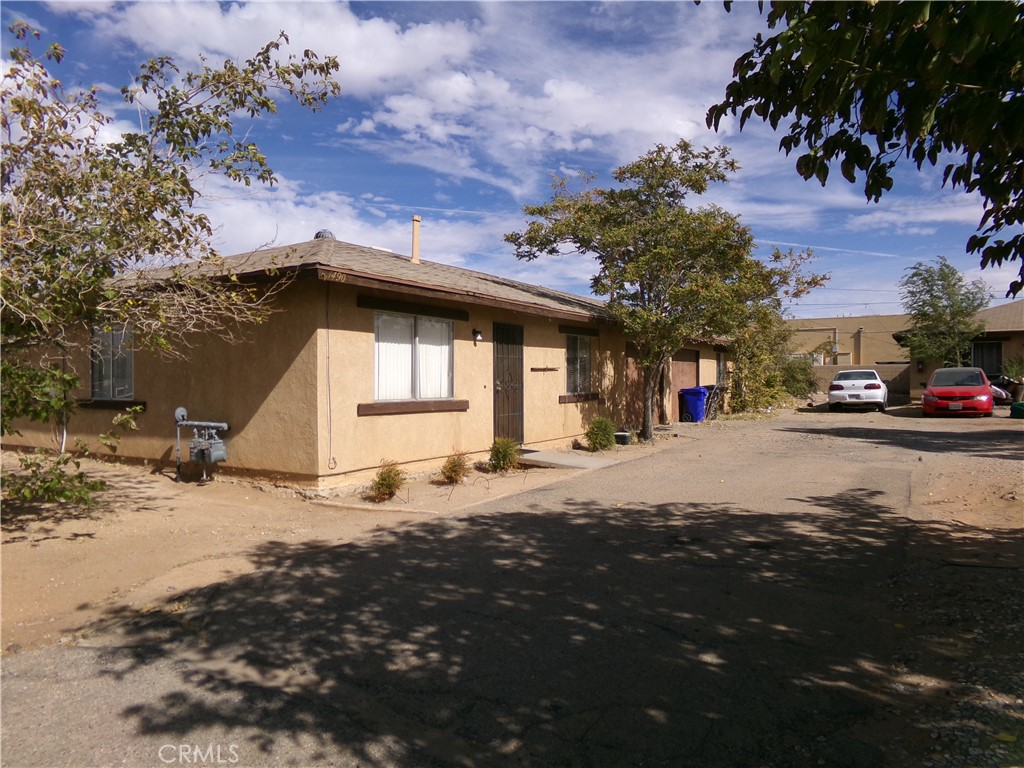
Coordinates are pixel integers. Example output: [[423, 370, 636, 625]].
[[472, 328, 484, 342]]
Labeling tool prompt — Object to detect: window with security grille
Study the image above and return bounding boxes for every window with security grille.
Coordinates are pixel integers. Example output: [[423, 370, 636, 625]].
[[374, 311, 453, 400], [566, 335, 592, 394]]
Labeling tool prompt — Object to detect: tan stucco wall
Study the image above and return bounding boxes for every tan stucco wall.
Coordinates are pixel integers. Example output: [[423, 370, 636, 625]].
[[787, 314, 909, 366], [7, 279, 728, 486], [812, 363, 913, 401], [314, 283, 636, 486], [976, 331, 1024, 371], [5, 280, 323, 479]]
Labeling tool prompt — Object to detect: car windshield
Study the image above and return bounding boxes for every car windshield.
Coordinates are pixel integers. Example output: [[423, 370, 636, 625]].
[[931, 370, 984, 387], [835, 371, 878, 381]]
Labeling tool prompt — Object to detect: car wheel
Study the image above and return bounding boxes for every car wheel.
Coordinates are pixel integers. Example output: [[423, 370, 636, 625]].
[[877, 402, 887, 413]]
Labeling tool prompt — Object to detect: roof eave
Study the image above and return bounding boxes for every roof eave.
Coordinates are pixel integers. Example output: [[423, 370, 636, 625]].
[[312, 266, 611, 324]]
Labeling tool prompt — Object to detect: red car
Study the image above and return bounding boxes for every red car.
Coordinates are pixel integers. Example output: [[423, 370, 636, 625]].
[[921, 367, 994, 417]]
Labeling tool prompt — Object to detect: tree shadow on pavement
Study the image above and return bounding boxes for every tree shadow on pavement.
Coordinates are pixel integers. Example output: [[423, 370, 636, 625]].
[[89, 492, 1023, 768], [779, 424, 1023, 459]]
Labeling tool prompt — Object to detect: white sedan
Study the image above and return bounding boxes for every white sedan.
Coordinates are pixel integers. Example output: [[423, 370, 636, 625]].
[[827, 369, 888, 412]]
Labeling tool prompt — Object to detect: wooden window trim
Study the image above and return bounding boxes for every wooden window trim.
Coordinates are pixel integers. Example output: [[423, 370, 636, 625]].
[[358, 295, 469, 322], [357, 399, 469, 416], [558, 393, 602, 404]]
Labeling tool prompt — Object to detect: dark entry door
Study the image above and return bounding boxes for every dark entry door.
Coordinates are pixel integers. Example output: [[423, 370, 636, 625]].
[[972, 341, 1002, 376], [493, 322, 524, 443]]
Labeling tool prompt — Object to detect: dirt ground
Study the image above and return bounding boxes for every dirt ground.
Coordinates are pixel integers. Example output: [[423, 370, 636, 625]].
[[2, 405, 1019, 655], [1, 404, 1022, 768], [1, 437, 668, 652]]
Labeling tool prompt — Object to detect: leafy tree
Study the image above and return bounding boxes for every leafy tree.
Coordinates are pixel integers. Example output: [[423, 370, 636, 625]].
[[779, 353, 818, 400], [1, 24, 340, 499], [730, 306, 832, 411], [506, 140, 824, 439], [707, 1, 1024, 297], [898, 256, 989, 367]]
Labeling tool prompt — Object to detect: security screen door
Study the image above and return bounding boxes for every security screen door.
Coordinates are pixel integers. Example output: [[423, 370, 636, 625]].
[[492, 322, 524, 443]]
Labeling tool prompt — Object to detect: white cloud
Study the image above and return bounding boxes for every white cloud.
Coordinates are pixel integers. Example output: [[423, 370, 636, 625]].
[[57, 0, 777, 205], [16, 1, 1013, 315], [843, 198, 983, 235], [71, 1, 478, 96], [191, 170, 601, 296]]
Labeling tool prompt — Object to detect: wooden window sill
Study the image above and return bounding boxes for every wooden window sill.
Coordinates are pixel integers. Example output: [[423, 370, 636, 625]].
[[357, 399, 469, 416], [559, 393, 601, 404]]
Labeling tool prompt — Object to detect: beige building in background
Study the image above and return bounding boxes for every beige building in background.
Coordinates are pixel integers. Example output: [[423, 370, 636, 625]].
[[785, 300, 1024, 400], [7, 235, 725, 487], [786, 314, 910, 367]]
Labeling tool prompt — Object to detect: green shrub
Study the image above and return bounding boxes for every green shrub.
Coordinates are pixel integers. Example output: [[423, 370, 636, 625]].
[[1003, 355, 1024, 380], [585, 416, 617, 451], [440, 451, 470, 484], [369, 459, 405, 501], [488, 438, 520, 473], [3, 449, 106, 507], [780, 356, 819, 398]]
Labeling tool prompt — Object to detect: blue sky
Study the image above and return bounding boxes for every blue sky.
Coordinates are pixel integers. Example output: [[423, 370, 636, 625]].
[[3, 1, 1020, 319]]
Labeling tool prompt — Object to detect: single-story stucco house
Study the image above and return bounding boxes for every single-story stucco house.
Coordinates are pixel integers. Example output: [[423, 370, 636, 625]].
[[7, 230, 728, 488], [899, 298, 1024, 398]]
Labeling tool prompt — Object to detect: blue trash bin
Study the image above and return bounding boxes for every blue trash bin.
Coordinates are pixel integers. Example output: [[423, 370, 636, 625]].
[[680, 387, 708, 422]]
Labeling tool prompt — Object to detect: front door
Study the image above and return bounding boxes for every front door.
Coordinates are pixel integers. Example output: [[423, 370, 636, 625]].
[[493, 322, 524, 443]]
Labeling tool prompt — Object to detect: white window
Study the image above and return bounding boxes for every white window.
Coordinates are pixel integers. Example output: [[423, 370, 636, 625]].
[[91, 325, 133, 400], [566, 335, 592, 394], [374, 312, 453, 400]]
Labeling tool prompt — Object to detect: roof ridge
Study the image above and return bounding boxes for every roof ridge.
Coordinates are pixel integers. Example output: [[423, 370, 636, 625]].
[[231, 238, 604, 305], [217, 238, 608, 320]]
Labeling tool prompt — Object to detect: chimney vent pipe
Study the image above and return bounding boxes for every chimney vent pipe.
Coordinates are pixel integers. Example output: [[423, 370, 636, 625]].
[[411, 215, 421, 264]]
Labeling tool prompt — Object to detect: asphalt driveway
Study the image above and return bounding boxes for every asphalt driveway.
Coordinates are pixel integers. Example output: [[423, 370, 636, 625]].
[[3, 409, 1022, 768]]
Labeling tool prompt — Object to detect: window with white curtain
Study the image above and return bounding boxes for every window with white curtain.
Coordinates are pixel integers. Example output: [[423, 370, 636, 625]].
[[375, 311, 453, 400], [91, 325, 134, 400], [566, 334, 592, 394]]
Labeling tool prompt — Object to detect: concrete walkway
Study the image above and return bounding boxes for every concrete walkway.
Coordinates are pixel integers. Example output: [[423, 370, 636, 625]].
[[517, 448, 619, 470]]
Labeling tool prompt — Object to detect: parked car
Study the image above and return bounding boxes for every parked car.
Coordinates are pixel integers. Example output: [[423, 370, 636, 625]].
[[828, 369, 888, 412], [921, 367, 994, 417]]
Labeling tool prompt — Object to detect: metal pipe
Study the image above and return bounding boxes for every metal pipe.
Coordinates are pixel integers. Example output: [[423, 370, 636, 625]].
[[177, 420, 229, 430]]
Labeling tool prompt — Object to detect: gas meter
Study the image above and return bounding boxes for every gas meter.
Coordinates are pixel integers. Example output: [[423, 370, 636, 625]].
[[174, 407, 229, 482]]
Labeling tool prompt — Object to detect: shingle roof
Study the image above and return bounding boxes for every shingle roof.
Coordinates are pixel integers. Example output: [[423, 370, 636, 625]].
[[977, 299, 1024, 333], [220, 238, 609, 322], [890, 298, 1024, 343]]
